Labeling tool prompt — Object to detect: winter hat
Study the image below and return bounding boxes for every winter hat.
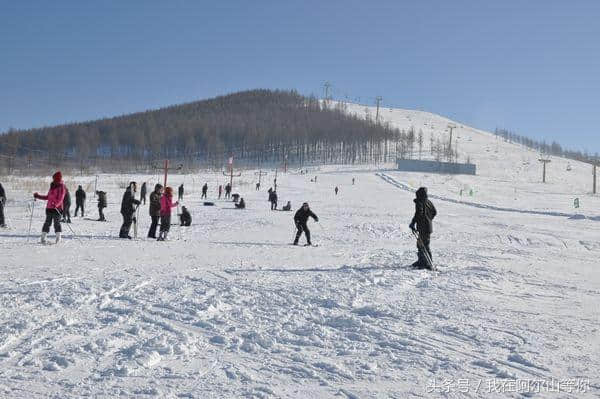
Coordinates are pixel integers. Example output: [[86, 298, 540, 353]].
[[302, 202, 309, 207], [416, 187, 428, 200], [52, 171, 62, 183]]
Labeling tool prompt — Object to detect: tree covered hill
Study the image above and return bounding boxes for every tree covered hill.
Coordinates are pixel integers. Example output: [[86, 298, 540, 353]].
[[0, 89, 401, 172]]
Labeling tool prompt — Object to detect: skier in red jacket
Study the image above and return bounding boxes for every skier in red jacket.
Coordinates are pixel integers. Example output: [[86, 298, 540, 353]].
[[34, 171, 66, 244]]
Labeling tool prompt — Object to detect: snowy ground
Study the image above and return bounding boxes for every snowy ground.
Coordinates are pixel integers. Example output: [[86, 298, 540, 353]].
[[1, 108, 599, 398]]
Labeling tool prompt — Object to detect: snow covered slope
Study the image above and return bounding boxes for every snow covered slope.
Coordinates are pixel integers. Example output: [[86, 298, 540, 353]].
[[0, 106, 598, 398]]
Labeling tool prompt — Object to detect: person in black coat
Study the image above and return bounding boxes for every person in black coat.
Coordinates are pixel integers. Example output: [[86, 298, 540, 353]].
[[74, 185, 86, 217], [224, 183, 231, 199], [235, 198, 246, 209], [178, 184, 184, 201], [180, 205, 192, 226], [62, 187, 72, 223], [269, 190, 278, 210], [119, 182, 140, 239], [140, 182, 147, 205], [201, 183, 208, 199], [147, 183, 163, 238], [96, 190, 107, 221], [0, 182, 6, 228], [293, 202, 318, 246], [409, 187, 437, 269]]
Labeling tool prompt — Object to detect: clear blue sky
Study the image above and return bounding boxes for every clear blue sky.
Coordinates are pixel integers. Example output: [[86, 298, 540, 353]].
[[1, 0, 599, 154]]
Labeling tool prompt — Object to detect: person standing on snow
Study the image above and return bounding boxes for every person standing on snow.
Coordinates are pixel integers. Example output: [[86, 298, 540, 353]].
[[334, 186, 339, 195], [293, 202, 318, 246], [158, 186, 178, 241], [218, 184, 223, 199], [96, 190, 107, 221], [178, 183, 184, 201], [147, 183, 163, 238], [62, 187, 72, 223], [119, 182, 140, 239], [179, 205, 192, 226], [0, 182, 6, 228], [269, 190, 278, 210], [74, 185, 86, 217], [224, 183, 231, 199], [33, 171, 66, 244], [140, 182, 147, 205], [201, 183, 208, 199], [409, 187, 437, 269]]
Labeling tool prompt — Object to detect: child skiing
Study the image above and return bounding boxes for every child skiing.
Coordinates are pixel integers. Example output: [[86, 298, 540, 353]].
[[409, 187, 437, 269], [33, 171, 66, 244], [158, 186, 179, 241], [293, 202, 318, 246]]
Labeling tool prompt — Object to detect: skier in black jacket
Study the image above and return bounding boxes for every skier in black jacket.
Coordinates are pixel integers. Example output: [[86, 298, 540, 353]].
[[293, 202, 318, 246], [140, 182, 147, 205], [201, 183, 208, 199], [409, 187, 437, 269], [179, 205, 192, 226], [0, 182, 6, 228], [119, 182, 140, 239], [147, 184, 162, 238], [269, 190, 278, 210], [62, 187, 72, 223], [178, 183, 184, 201], [96, 190, 107, 221], [74, 185, 86, 217]]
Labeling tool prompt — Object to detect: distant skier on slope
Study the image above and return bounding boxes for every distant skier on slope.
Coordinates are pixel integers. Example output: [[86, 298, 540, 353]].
[[62, 187, 72, 223], [33, 171, 66, 244], [119, 182, 140, 239], [74, 185, 86, 217], [269, 190, 278, 210], [201, 183, 208, 199], [409, 187, 437, 269], [96, 190, 107, 221], [334, 186, 339, 195], [218, 184, 223, 199], [140, 182, 147, 205], [178, 183, 184, 201], [293, 202, 318, 246]]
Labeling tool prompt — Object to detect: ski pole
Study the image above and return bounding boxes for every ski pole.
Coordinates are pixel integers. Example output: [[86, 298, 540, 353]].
[[412, 230, 434, 269], [27, 199, 35, 241], [56, 208, 83, 244]]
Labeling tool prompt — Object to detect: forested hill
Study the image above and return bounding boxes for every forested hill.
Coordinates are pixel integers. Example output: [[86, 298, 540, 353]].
[[0, 89, 401, 172]]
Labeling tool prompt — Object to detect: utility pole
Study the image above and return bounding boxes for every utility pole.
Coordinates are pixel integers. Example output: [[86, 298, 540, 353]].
[[323, 82, 331, 103], [593, 162, 598, 194], [375, 96, 382, 124], [152, 160, 183, 188], [538, 158, 551, 183], [222, 156, 241, 191], [255, 170, 267, 188], [447, 124, 456, 162]]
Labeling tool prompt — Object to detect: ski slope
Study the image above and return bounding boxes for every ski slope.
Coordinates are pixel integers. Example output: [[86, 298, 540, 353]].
[[0, 107, 599, 398]]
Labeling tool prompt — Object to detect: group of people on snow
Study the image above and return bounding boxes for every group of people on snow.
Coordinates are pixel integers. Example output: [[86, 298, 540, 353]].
[[19, 170, 437, 269]]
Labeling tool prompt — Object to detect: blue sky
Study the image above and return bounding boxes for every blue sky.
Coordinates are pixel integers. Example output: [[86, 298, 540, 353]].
[[1, 1, 599, 154]]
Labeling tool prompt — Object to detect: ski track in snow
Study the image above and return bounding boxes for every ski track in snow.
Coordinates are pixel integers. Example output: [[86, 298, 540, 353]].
[[1, 106, 599, 398]]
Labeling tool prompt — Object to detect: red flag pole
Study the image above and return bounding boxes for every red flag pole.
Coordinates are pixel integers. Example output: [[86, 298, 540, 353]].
[[164, 159, 169, 188]]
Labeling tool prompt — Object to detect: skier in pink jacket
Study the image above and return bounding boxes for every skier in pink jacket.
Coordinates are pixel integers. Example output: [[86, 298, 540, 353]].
[[157, 186, 178, 241], [33, 171, 66, 244]]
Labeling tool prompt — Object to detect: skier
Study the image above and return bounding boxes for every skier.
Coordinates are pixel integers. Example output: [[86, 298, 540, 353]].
[[96, 190, 107, 221], [119, 182, 140, 239], [409, 187, 437, 269], [334, 186, 339, 195], [218, 185, 223, 199], [255, 182, 260, 190], [224, 183, 231, 199], [74, 185, 86, 217], [269, 190, 278, 210], [179, 205, 192, 226], [158, 186, 178, 241], [352, 177, 355, 185], [62, 187, 72, 223], [201, 183, 208, 199], [146, 183, 162, 238], [282, 201, 292, 211], [178, 183, 184, 201], [293, 202, 318, 246], [33, 171, 66, 244], [235, 197, 246, 209], [0, 182, 6, 228], [140, 182, 147, 205]]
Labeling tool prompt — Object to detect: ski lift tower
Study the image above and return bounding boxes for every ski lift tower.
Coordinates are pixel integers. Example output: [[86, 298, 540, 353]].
[[538, 157, 551, 183], [447, 124, 457, 162]]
